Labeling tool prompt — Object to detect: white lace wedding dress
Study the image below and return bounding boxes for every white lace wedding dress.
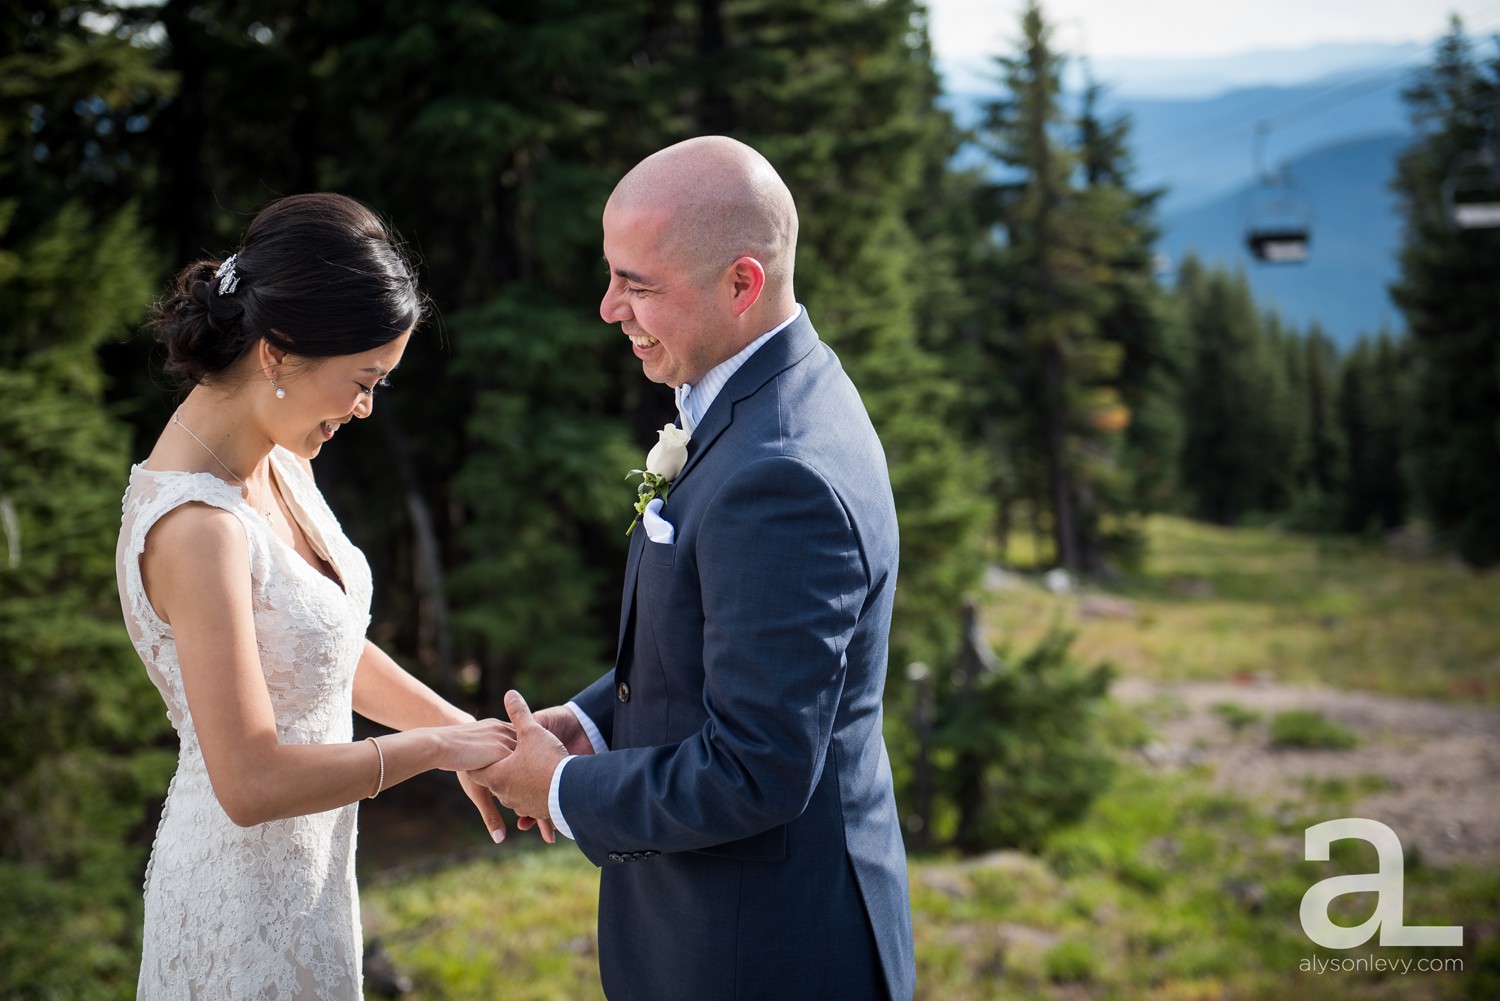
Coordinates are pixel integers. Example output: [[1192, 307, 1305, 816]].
[[116, 446, 374, 1000]]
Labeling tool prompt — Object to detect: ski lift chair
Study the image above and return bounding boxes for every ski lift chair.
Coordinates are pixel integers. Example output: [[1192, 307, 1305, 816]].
[[1243, 173, 1314, 264], [1444, 150, 1500, 230]]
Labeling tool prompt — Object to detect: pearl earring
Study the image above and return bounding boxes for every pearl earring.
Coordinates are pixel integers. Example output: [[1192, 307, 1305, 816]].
[[272, 380, 286, 399]]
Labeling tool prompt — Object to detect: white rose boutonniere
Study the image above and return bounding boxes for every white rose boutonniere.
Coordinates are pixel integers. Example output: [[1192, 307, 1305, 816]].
[[626, 424, 691, 536]]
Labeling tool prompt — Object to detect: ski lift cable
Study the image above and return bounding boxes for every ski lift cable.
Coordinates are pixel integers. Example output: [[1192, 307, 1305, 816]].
[[1135, 4, 1500, 170], [1133, 70, 1406, 170], [1259, 4, 1500, 133]]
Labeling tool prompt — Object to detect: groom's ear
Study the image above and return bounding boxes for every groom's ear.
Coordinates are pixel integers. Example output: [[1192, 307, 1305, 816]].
[[726, 256, 765, 316]]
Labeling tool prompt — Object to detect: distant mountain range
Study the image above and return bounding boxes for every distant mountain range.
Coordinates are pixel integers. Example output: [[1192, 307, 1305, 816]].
[[941, 46, 1428, 346], [1107, 68, 1410, 217], [1086, 42, 1425, 101], [939, 41, 1425, 102]]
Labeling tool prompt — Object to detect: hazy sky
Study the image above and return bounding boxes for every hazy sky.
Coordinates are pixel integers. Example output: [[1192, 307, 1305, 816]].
[[926, 0, 1500, 62]]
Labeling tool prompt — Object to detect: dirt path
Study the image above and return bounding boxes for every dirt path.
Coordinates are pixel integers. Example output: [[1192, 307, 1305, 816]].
[[1114, 677, 1500, 868]]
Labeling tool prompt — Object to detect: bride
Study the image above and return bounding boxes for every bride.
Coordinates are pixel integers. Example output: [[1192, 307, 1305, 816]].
[[116, 192, 515, 999]]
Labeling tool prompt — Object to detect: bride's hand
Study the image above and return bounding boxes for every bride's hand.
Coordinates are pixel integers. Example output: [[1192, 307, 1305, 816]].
[[440, 719, 516, 844], [458, 769, 511, 844], [436, 717, 516, 773]]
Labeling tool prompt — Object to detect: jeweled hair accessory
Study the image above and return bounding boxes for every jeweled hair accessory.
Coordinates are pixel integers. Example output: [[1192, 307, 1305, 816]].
[[215, 254, 241, 295]]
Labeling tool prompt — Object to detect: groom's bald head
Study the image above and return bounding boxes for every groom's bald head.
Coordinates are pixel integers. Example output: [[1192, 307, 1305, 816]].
[[607, 136, 798, 297]]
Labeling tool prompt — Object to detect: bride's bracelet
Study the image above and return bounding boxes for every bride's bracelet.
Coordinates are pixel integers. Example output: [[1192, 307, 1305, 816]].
[[365, 736, 385, 799]]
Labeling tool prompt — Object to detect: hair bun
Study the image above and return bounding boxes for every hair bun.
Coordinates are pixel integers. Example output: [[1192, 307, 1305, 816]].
[[155, 260, 251, 385], [150, 193, 424, 388]]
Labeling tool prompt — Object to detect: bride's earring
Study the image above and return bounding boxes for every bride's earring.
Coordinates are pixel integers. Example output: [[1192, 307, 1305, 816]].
[[271, 375, 286, 399]]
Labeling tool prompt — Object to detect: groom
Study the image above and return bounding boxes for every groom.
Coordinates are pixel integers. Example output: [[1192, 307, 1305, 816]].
[[476, 135, 915, 1001]]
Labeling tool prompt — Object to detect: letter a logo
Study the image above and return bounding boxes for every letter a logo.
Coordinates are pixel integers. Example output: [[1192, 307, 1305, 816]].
[[1300, 818, 1462, 948]]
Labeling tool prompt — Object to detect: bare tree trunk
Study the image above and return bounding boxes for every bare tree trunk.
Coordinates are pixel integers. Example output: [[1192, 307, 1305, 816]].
[[953, 601, 997, 852], [906, 662, 934, 852], [1044, 344, 1080, 574], [1031, 484, 1048, 566], [697, 0, 734, 133], [1030, 82, 1080, 577], [376, 409, 455, 700], [481, 654, 517, 723], [159, 0, 211, 266]]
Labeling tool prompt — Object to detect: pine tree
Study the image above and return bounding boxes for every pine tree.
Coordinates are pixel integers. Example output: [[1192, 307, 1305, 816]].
[[445, 290, 640, 714], [1121, 287, 1190, 515], [1286, 325, 1345, 531], [980, 2, 1097, 573], [972, 3, 1161, 575], [1390, 18, 1500, 566], [1257, 314, 1305, 514], [643, 0, 990, 673], [1175, 258, 1291, 523], [0, 5, 174, 993], [933, 618, 1114, 853], [1076, 79, 1173, 562], [139, 1, 654, 708], [314, 1, 656, 711], [1338, 333, 1412, 534]]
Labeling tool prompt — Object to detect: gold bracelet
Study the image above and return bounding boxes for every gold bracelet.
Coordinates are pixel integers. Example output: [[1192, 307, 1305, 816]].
[[365, 736, 385, 799]]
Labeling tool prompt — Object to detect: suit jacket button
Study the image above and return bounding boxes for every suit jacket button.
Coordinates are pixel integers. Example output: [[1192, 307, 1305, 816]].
[[617, 682, 631, 703], [608, 852, 624, 863]]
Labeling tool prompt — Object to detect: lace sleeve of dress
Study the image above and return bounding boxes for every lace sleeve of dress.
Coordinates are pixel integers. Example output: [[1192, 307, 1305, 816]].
[[116, 470, 271, 662]]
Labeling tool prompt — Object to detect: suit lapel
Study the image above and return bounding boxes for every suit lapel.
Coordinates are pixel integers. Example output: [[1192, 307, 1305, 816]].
[[670, 312, 820, 488], [612, 311, 821, 669], [614, 525, 647, 666]]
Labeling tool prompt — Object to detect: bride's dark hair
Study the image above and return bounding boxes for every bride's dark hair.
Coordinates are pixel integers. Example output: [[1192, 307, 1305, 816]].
[[153, 193, 424, 385]]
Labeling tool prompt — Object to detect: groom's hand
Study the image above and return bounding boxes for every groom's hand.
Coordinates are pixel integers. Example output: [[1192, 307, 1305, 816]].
[[513, 703, 592, 842], [471, 690, 568, 831], [532, 703, 597, 757]]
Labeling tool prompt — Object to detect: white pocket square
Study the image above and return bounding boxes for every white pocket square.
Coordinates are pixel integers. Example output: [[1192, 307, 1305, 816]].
[[642, 497, 675, 544]]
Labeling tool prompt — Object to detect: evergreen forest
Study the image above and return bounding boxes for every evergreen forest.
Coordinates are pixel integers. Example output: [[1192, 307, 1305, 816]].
[[2, 2, 1497, 995]]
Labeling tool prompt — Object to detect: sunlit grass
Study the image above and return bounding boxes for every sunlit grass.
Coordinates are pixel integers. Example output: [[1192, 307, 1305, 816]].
[[986, 516, 1500, 702], [354, 516, 1500, 999], [362, 763, 1496, 1001], [362, 848, 604, 1001], [912, 762, 1494, 1001]]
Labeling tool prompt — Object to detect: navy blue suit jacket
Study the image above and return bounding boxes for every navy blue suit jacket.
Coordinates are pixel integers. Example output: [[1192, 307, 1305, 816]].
[[562, 311, 916, 1000]]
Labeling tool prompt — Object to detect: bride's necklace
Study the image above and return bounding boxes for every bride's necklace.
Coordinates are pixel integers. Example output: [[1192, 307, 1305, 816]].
[[172, 412, 277, 522]]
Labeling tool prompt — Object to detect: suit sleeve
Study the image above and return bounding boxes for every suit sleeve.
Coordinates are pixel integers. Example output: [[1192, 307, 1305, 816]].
[[571, 671, 618, 747], [559, 454, 867, 865]]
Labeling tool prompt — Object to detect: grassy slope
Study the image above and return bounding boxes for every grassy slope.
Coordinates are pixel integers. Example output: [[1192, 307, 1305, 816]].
[[362, 517, 1500, 999], [992, 517, 1499, 702]]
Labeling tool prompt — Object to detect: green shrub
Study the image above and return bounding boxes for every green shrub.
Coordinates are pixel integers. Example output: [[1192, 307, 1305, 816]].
[[1044, 938, 1097, 983], [1211, 701, 1261, 731], [0, 856, 143, 1000], [1269, 710, 1358, 749], [0, 197, 173, 999], [931, 624, 1117, 853]]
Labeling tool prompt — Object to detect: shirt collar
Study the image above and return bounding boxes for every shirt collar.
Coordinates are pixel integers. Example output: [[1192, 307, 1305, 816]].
[[677, 305, 801, 431]]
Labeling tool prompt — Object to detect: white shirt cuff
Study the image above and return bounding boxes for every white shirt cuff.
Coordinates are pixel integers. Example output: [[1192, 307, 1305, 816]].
[[566, 700, 609, 754], [549, 701, 607, 843], [548, 756, 576, 841]]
